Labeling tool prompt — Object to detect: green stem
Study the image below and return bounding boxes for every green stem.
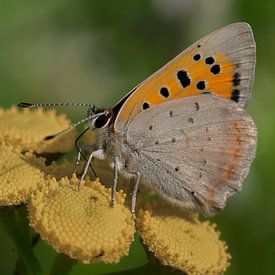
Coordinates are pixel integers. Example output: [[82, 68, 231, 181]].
[[49, 254, 77, 275], [0, 207, 42, 275], [14, 206, 32, 275]]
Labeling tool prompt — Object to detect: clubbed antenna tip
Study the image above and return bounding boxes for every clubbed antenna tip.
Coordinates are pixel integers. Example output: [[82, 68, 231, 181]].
[[18, 102, 33, 108], [44, 135, 55, 141]]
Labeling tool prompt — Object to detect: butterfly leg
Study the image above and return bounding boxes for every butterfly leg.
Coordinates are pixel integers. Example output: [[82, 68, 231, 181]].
[[73, 143, 97, 174], [130, 171, 141, 214], [77, 149, 105, 190], [110, 156, 119, 208]]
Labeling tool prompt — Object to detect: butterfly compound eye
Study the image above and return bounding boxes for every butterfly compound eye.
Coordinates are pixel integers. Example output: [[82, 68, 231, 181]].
[[94, 113, 112, 129]]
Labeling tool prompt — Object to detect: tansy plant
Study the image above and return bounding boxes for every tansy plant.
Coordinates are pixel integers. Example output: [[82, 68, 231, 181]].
[[0, 106, 230, 275]]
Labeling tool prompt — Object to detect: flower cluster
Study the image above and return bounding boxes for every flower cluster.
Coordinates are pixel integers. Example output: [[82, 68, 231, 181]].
[[0, 106, 230, 274]]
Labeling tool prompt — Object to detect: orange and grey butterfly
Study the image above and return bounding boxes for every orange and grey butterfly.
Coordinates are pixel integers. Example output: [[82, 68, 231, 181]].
[[17, 22, 257, 216], [114, 22, 255, 132]]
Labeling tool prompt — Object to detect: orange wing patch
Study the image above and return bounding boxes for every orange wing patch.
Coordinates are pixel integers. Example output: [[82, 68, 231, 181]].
[[144, 51, 236, 104], [115, 49, 236, 130]]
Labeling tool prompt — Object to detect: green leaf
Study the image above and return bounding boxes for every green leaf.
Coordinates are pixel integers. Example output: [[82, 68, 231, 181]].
[[0, 207, 42, 275]]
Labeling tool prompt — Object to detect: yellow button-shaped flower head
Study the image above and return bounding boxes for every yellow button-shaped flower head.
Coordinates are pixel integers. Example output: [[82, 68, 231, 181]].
[[0, 143, 45, 206], [28, 176, 135, 263], [0, 107, 76, 153], [137, 201, 230, 274]]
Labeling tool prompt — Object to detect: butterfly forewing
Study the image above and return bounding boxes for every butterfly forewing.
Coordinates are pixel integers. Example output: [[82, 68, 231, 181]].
[[114, 22, 255, 132], [125, 94, 257, 216]]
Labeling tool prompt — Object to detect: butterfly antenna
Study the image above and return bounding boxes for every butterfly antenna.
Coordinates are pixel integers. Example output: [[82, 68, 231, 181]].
[[44, 112, 106, 141], [18, 102, 95, 108]]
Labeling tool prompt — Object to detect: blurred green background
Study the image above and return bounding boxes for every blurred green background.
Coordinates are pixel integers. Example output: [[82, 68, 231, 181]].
[[0, 0, 274, 274]]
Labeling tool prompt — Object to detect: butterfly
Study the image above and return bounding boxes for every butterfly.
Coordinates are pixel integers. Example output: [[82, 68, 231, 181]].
[[19, 22, 257, 216]]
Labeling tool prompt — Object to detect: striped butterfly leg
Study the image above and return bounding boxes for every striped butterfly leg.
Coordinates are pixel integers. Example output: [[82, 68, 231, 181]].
[[77, 149, 105, 190], [73, 143, 97, 175], [130, 171, 141, 214], [110, 156, 119, 208], [110, 156, 141, 215]]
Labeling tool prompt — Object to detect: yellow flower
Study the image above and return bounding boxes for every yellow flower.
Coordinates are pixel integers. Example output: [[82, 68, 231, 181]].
[[0, 106, 76, 153], [0, 143, 46, 205], [28, 176, 135, 263], [137, 201, 230, 274], [0, 106, 231, 273]]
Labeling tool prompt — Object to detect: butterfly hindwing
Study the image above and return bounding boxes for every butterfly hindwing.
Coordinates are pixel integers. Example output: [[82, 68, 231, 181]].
[[126, 94, 257, 215], [114, 22, 256, 132]]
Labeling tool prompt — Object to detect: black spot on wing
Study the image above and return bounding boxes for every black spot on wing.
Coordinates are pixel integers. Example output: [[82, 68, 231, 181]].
[[232, 72, 241, 86], [231, 89, 240, 103], [205, 56, 215, 65], [197, 81, 206, 90], [210, 64, 221, 75], [188, 117, 194, 123], [177, 70, 191, 88], [160, 87, 169, 98], [195, 102, 200, 111], [193, 54, 201, 61], [143, 102, 149, 110]]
